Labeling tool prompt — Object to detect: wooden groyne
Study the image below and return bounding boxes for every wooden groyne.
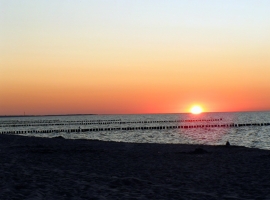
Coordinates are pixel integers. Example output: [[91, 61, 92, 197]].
[[1, 122, 270, 135], [0, 118, 222, 128], [0, 119, 121, 127]]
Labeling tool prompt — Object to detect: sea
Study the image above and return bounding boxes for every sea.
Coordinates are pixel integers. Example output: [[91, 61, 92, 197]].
[[1, 112, 270, 150]]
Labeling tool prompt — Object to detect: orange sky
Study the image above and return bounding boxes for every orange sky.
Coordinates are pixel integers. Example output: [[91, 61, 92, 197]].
[[1, 1, 270, 115]]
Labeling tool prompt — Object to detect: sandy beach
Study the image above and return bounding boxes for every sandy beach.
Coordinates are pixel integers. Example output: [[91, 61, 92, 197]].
[[1, 134, 270, 199]]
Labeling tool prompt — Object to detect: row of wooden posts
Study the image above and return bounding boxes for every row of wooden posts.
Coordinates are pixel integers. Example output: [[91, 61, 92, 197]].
[[0, 119, 121, 125], [1, 122, 270, 135], [0, 118, 222, 127]]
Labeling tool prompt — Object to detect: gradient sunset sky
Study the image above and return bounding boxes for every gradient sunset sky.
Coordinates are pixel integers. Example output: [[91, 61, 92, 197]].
[[1, 0, 270, 115]]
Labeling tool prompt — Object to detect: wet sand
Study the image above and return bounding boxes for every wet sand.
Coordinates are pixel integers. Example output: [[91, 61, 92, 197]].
[[1, 134, 270, 199]]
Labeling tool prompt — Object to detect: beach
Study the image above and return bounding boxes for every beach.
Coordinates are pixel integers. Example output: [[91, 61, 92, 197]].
[[1, 134, 270, 199]]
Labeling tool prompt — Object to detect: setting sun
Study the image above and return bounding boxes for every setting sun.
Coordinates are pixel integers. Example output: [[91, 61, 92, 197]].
[[190, 106, 203, 114]]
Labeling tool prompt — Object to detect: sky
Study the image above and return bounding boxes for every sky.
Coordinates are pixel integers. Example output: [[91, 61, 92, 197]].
[[1, 0, 270, 115]]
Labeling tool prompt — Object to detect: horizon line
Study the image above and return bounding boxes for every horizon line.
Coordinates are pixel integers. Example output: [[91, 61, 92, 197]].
[[1, 110, 270, 118]]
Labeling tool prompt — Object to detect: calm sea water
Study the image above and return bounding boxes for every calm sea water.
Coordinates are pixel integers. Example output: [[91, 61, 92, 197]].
[[1, 112, 270, 150]]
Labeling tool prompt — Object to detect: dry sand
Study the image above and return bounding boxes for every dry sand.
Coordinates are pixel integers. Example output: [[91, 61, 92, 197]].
[[1, 134, 270, 200]]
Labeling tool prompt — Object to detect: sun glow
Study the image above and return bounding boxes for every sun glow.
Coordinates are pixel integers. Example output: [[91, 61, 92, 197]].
[[190, 105, 203, 114]]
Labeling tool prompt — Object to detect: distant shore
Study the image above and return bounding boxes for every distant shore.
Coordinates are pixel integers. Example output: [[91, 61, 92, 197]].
[[1, 134, 270, 199], [0, 114, 96, 118]]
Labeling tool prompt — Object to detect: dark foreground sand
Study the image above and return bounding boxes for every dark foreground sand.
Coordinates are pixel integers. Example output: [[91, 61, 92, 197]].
[[1, 135, 270, 200]]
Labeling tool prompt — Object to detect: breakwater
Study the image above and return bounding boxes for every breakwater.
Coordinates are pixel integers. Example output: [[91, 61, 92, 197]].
[[0, 118, 222, 127], [1, 122, 270, 135]]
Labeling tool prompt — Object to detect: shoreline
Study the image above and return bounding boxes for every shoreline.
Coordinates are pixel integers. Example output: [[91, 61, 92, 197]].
[[1, 134, 270, 199]]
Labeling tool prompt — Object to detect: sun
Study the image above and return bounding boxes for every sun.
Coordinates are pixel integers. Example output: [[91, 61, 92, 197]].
[[190, 105, 203, 114]]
